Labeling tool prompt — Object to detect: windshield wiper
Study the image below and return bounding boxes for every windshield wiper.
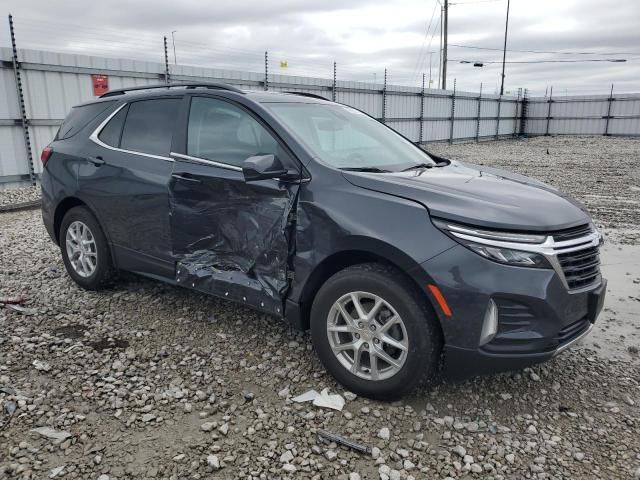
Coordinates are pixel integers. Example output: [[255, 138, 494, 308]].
[[340, 167, 391, 173], [401, 163, 437, 171]]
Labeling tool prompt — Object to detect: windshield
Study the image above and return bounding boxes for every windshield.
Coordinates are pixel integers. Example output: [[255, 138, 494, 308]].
[[263, 102, 436, 171]]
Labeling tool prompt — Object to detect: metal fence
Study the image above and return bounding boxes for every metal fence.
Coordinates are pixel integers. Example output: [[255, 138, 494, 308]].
[[524, 89, 640, 136], [0, 47, 521, 186], [1, 45, 639, 187]]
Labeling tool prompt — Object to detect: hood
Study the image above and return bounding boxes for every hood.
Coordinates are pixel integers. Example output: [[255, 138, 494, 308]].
[[342, 160, 590, 232]]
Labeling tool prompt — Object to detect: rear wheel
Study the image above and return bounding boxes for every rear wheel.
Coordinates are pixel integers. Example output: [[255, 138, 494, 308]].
[[60, 206, 116, 290], [310, 263, 441, 400]]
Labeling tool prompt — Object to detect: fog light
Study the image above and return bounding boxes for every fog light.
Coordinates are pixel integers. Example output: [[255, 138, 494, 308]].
[[479, 299, 498, 346]]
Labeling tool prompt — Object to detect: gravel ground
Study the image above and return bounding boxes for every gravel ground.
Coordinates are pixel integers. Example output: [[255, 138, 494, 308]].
[[1, 136, 640, 480], [0, 186, 40, 209]]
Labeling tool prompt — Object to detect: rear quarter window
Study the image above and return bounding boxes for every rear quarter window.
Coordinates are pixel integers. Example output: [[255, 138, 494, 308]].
[[98, 105, 128, 147], [56, 101, 115, 140]]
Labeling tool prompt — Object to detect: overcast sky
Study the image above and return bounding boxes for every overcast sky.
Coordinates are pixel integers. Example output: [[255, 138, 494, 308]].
[[2, 0, 639, 95]]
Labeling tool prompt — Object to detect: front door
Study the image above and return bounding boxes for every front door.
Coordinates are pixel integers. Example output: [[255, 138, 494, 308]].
[[168, 95, 300, 315]]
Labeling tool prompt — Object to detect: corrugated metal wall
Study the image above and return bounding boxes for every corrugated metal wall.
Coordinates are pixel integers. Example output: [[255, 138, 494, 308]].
[[1, 46, 638, 186], [524, 93, 640, 136]]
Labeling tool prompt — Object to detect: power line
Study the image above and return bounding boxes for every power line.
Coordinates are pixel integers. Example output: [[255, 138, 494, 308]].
[[412, 0, 440, 80], [450, 0, 504, 4], [425, 13, 442, 86], [450, 43, 639, 56], [455, 58, 629, 64]]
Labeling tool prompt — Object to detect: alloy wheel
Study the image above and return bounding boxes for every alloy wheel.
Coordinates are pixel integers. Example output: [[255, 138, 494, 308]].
[[326, 291, 409, 381], [65, 220, 98, 278]]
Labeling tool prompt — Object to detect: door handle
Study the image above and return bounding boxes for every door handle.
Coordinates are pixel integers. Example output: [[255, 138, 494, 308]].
[[171, 173, 201, 184], [88, 156, 105, 166]]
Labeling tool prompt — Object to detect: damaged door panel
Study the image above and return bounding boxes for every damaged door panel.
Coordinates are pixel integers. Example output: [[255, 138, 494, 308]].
[[168, 95, 300, 315]]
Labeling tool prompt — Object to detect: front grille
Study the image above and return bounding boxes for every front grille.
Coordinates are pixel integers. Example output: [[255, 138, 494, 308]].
[[557, 318, 590, 345], [549, 224, 593, 242], [557, 246, 601, 290]]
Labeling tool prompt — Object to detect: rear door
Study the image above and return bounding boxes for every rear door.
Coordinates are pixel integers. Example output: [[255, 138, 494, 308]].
[[80, 97, 181, 277], [169, 95, 300, 315]]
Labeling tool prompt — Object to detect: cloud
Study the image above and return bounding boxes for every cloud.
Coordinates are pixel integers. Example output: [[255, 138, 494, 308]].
[[2, 0, 638, 95]]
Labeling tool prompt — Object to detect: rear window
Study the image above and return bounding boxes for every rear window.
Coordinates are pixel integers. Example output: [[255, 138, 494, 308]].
[[120, 99, 180, 156], [56, 101, 115, 140]]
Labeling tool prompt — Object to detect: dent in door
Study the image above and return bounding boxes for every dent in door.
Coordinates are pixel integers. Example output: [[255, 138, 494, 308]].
[[169, 175, 299, 315]]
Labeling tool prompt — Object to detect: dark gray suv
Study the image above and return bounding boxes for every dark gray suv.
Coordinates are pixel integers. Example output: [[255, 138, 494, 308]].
[[40, 83, 606, 399]]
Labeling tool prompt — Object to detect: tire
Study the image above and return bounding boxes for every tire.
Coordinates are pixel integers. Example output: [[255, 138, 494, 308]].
[[310, 262, 441, 400], [59, 206, 117, 290]]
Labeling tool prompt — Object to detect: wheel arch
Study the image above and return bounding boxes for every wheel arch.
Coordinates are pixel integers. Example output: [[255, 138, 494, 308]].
[[54, 197, 88, 243], [53, 196, 117, 267], [291, 241, 444, 340]]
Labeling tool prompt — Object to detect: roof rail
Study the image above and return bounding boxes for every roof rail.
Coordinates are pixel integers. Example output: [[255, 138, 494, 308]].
[[285, 92, 332, 101], [99, 82, 244, 98]]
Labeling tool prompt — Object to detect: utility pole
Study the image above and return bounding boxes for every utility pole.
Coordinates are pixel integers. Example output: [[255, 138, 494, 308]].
[[171, 30, 177, 65], [442, 0, 448, 90], [499, 0, 510, 95], [438, 4, 443, 89]]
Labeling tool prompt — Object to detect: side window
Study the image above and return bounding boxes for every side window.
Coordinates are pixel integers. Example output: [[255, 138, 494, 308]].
[[98, 105, 128, 147], [120, 98, 180, 156], [187, 96, 278, 167]]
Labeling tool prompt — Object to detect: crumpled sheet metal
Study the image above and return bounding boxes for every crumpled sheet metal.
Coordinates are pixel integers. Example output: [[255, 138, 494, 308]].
[[170, 175, 299, 314]]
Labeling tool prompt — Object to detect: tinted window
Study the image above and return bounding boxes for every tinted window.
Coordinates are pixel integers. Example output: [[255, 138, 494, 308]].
[[187, 97, 278, 167], [98, 105, 128, 147], [56, 101, 115, 140], [120, 99, 180, 156]]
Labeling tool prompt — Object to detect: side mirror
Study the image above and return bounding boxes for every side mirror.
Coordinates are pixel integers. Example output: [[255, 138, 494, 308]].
[[242, 154, 290, 182]]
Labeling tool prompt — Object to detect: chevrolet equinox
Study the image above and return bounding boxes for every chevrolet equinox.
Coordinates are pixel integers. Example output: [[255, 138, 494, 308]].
[[41, 83, 606, 399]]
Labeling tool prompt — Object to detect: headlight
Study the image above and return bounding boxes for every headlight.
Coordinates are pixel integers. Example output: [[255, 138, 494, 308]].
[[433, 219, 552, 269]]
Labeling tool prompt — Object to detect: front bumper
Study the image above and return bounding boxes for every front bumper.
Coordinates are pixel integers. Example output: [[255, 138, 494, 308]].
[[419, 245, 606, 379]]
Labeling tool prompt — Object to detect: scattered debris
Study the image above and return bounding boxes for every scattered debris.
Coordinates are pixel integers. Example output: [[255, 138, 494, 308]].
[[30, 426, 72, 444], [3, 401, 17, 417], [0, 294, 27, 305], [207, 454, 221, 470], [292, 388, 345, 411], [49, 465, 66, 478], [4, 304, 37, 315], [63, 344, 84, 353], [318, 430, 371, 455], [32, 360, 51, 372]]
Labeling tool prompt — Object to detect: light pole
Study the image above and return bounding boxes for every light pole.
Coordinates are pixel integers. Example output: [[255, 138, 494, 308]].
[[171, 30, 177, 65], [499, 0, 510, 96], [429, 51, 433, 87], [442, 0, 448, 90]]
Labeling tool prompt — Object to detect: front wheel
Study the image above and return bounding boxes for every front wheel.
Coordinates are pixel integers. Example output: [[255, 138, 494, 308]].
[[310, 263, 441, 400]]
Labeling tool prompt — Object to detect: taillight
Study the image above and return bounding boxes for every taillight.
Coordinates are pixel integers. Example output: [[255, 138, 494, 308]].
[[41, 147, 53, 166]]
